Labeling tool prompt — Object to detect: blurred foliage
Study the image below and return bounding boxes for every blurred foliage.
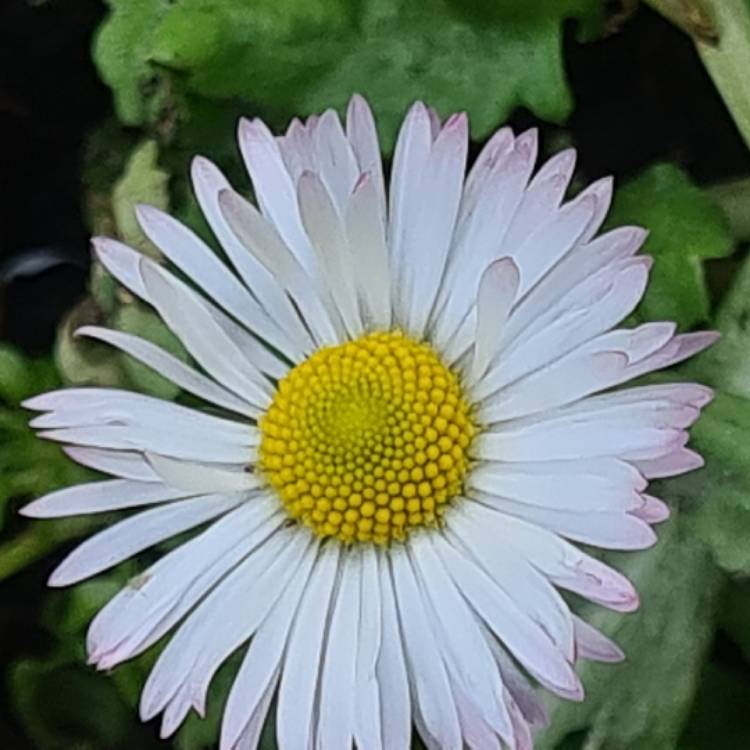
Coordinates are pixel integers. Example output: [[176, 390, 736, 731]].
[[4, 0, 750, 749]]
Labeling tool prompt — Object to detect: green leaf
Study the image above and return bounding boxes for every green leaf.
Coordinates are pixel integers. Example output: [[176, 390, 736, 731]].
[[719, 580, 750, 665], [606, 164, 733, 329], [679, 663, 750, 749], [93, 0, 171, 126], [96, 0, 601, 149], [111, 140, 170, 259], [537, 519, 722, 749]]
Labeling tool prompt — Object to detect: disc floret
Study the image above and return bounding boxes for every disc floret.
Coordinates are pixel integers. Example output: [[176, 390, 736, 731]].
[[259, 330, 475, 545]]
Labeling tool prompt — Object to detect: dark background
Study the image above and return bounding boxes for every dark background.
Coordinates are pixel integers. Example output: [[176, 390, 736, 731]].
[[1, 1, 749, 747]]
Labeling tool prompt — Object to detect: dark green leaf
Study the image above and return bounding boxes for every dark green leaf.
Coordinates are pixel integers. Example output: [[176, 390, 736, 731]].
[[9, 659, 133, 750]]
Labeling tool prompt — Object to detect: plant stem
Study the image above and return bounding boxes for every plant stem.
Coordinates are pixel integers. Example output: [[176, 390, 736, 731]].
[[647, 0, 750, 152]]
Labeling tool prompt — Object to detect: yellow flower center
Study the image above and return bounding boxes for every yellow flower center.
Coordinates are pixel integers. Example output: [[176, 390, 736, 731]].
[[259, 330, 476, 545]]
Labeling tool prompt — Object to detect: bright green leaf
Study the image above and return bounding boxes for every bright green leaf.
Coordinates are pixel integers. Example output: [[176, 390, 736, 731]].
[[96, 0, 601, 150], [294, 0, 582, 146], [606, 164, 733, 329], [93, 0, 171, 126]]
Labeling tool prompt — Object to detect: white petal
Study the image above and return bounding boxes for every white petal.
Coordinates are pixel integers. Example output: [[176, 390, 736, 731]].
[[477, 257, 652, 403], [221, 543, 317, 749], [28, 387, 256, 464], [228, 672, 279, 750], [353, 547, 383, 750], [476, 416, 687, 463], [573, 616, 624, 663], [346, 95, 386, 219], [578, 176, 614, 243], [38, 425, 251, 464], [496, 225, 646, 353], [136, 204, 302, 359], [401, 114, 468, 336], [484, 326, 718, 423], [317, 549, 362, 750], [409, 534, 513, 742], [375, 548, 411, 750], [513, 190, 598, 300], [49, 492, 243, 587], [499, 148, 576, 253], [76, 325, 258, 417], [94, 238, 288, 379], [93, 236, 149, 299], [630, 493, 671, 524], [313, 108, 360, 213], [432, 533, 583, 701], [467, 457, 645, 514], [218, 186, 342, 346], [467, 503, 639, 611], [140, 260, 274, 409], [471, 490, 657, 550], [190, 156, 314, 355], [145, 453, 258, 493], [447, 508, 575, 660], [433, 130, 536, 354], [634, 447, 704, 478], [298, 171, 363, 337], [346, 172, 391, 329], [390, 546, 462, 749], [87, 499, 281, 669], [27, 388, 252, 438], [63, 446, 160, 482], [277, 117, 315, 181], [482, 632, 549, 730], [141, 527, 311, 722], [20, 479, 193, 518], [237, 117, 317, 278], [276, 542, 341, 750], [470, 257, 520, 383], [388, 103, 434, 320]]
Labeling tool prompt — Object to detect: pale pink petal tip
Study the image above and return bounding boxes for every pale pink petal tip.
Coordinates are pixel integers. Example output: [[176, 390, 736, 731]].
[[631, 494, 671, 524], [574, 618, 625, 663]]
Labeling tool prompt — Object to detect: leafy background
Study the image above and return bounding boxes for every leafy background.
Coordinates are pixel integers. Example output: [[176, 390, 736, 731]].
[[2, 0, 750, 747]]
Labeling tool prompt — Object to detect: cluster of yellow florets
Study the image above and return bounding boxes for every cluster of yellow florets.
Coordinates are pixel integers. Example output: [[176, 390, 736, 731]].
[[259, 330, 475, 545]]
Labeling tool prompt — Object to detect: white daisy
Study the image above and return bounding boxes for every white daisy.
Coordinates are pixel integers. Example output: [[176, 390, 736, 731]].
[[23, 95, 716, 750]]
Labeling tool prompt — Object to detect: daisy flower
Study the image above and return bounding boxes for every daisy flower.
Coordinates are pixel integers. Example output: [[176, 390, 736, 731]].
[[22, 96, 716, 750]]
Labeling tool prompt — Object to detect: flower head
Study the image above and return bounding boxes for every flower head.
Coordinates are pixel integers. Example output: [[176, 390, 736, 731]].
[[23, 95, 716, 749]]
